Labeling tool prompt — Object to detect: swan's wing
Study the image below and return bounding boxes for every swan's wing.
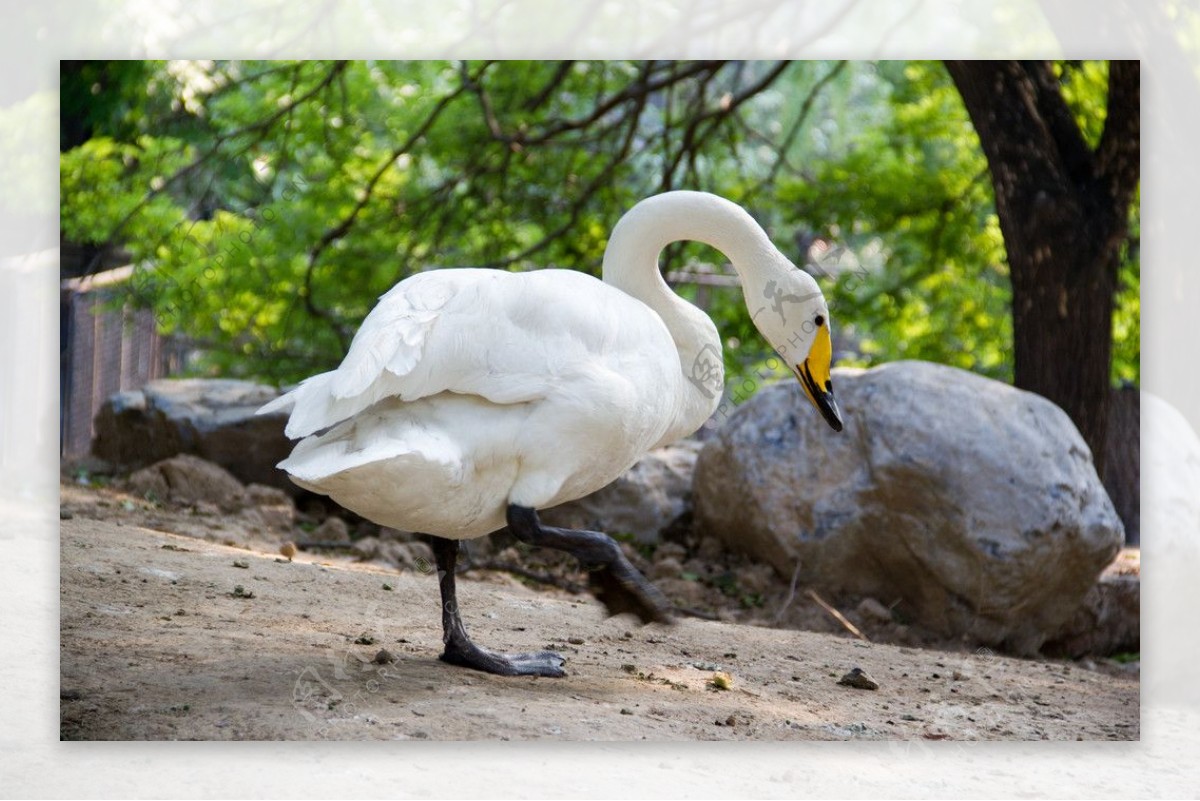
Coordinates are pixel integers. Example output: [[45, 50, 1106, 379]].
[[259, 269, 625, 439], [258, 271, 462, 438]]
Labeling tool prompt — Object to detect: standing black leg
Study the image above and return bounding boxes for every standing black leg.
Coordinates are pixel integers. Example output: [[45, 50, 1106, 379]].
[[428, 535, 565, 677], [505, 505, 673, 625]]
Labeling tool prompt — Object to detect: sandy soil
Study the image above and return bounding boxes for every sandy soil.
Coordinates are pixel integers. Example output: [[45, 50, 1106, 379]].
[[58, 481, 1138, 742]]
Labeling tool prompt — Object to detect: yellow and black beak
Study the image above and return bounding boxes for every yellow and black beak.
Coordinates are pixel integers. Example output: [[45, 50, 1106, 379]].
[[795, 323, 843, 432]]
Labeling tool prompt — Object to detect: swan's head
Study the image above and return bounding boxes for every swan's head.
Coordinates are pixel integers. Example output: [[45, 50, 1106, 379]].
[[744, 263, 844, 432]]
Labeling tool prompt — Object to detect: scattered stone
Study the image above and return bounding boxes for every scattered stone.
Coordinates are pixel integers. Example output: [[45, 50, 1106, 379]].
[[837, 667, 879, 690], [232, 559, 249, 569], [128, 454, 249, 513], [649, 556, 683, 581], [382, 582, 394, 591], [857, 597, 893, 624], [567, 637, 585, 645], [1043, 566, 1140, 658], [246, 483, 291, 508], [708, 671, 733, 691], [254, 503, 296, 532], [313, 516, 351, 544], [279, 541, 297, 560], [355, 633, 376, 645], [694, 361, 1124, 656], [372, 649, 397, 664], [230, 585, 254, 599], [621, 663, 637, 674], [353, 537, 433, 571], [620, 708, 634, 715], [60, 508, 74, 520]]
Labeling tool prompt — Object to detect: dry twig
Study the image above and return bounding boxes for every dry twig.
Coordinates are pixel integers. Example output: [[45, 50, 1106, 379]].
[[806, 588, 871, 643]]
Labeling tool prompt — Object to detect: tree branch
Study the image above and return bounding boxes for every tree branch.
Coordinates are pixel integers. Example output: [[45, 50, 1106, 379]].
[[299, 71, 477, 349], [1019, 60, 1093, 186], [1095, 60, 1141, 209]]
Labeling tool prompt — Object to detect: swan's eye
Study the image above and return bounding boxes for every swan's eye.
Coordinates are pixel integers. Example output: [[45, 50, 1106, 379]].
[[814, 314, 825, 327]]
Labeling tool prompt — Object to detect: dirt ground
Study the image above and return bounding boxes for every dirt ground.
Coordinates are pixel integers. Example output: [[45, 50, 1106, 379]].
[[59, 480, 1138, 741]]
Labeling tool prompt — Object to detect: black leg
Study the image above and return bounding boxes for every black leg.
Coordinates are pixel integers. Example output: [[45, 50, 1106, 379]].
[[428, 535, 566, 677], [506, 505, 673, 625]]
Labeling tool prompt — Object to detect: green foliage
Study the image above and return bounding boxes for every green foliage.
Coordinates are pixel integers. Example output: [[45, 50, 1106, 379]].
[[1112, 186, 1141, 386], [778, 62, 1011, 379], [58, 59, 1138, 390]]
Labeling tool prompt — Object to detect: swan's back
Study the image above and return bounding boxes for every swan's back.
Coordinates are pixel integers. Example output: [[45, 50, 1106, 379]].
[[263, 269, 669, 435]]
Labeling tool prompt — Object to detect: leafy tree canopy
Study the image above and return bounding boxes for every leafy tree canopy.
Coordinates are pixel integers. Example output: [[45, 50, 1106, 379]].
[[60, 60, 1138, 389]]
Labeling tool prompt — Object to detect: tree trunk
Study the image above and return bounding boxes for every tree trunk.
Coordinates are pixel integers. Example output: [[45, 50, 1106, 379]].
[[944, 61, 1140, 475]]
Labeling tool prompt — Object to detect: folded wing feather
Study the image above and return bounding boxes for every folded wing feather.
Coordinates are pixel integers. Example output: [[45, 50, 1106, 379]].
[[257, 272, 458, 438]]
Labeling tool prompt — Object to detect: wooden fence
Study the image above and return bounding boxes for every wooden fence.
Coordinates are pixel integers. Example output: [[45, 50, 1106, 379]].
[[60, 266, 186, 459]]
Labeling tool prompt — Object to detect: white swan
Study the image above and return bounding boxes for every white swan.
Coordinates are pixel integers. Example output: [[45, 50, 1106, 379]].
[[260, 191, 842, 676]]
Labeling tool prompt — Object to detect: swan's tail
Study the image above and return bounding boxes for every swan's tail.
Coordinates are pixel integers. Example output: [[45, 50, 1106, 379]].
[[256, 371, 366, 440], [276, 401, 463, 485]]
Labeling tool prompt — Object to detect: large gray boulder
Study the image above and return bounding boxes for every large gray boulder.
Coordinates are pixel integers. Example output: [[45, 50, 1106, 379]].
[[93, 378, 294, 493], [693, 360, 1124, 655], [541, 440, 701, 543]]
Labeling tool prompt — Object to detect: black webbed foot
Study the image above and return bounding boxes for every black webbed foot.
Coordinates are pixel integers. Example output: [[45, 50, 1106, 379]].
[[440, 638, 566, 677], [429, 535, 567, 678]]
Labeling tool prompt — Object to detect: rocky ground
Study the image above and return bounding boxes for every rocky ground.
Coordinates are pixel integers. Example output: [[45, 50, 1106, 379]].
[[59, 474, 1139, 741]]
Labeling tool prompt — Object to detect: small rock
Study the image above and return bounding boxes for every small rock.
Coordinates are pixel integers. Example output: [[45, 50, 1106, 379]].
[[255, 504, 296, 531], [314, 516, 351, 544], [655, 542, 687, 562], [708, 671, 733, 691], [279, 541, 297, 559], [857, 597, 893, 623], [231, 585, 255, 599], [620, 708, 634, 715], [382, 582, 394, 591], [372, 649, 397, 664], [725, 714, 737, 726], [649, 557, 683, 581], [128, 454, 249, 512], [60, 508, 74, 520], [232, 559, 249, 569], [246, 483, 292, 507], [696, 536, 725, 561], [568, 637, 585, 645], [355, 633, 377, 645], [837, 667, 879, 690]]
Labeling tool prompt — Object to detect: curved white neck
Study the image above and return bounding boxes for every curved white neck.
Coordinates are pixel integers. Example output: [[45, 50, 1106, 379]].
[[602, 191, 776, 309], [601, 191, 781, 440]]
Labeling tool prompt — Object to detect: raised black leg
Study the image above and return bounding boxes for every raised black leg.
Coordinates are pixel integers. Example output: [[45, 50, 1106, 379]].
[[506, 505, 673, 625], [428, 535, 565, 677]]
